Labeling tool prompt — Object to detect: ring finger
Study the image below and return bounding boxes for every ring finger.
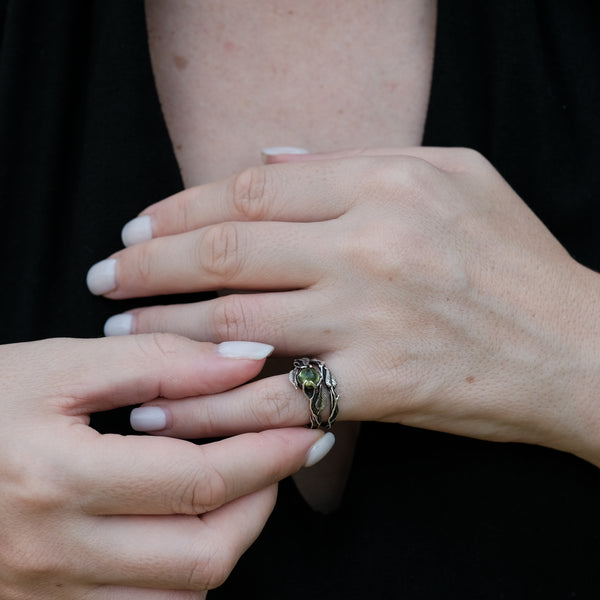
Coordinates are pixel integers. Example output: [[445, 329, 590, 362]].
[[130, 356, 364, 439], [105, 290, 343, 356]]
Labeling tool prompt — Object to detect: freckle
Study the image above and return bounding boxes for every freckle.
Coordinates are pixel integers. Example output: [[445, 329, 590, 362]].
[[337, 108, 344, 115], [173, 55, 188, 70], [323, 329, 332, 335], [176, 143, 183, 151], [288, 9, 294, 15], [466, 376, 475, 384]]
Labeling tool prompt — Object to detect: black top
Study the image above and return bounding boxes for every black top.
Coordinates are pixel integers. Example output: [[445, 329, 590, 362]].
[[1, 2, 600, 598]]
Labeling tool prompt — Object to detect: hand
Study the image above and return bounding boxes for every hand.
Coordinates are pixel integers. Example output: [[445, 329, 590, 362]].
[[87, 147, 600, 466], [0, 335, 330, 598]]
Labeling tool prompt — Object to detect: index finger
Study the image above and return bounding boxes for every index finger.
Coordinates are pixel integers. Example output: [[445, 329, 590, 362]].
[[121, 160, 354, 246], [121, 147, 471, 247]]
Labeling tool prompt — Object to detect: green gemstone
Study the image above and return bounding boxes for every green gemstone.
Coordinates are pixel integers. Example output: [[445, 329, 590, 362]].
[[298, 367, 320, 387]]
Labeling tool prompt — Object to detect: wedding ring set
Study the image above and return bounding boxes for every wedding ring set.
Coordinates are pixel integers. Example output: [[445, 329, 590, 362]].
[[289, 357, 339, 429]]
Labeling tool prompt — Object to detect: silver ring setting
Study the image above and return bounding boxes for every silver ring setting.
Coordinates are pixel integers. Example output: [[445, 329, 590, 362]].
[[289, 358, 339, 429]]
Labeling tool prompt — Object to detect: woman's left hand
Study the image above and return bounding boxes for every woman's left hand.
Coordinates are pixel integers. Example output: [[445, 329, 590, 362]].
[[88, 147, 600, 466]]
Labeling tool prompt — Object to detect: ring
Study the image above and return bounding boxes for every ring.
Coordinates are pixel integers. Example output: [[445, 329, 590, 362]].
[[289, 358, 339, 429]]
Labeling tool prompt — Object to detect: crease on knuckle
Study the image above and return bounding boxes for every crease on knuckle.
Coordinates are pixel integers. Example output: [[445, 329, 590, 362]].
[[199, 223, 242, 282], [130, 242, 155, 288], [176, 461, 228, 515], [231, 166, 269, 221], [175, 191, 198, 233], [187, 544, 233, 591], [249, 384, 296, 429], [211, 294, 251, 341], [138, 332, 181, 362]]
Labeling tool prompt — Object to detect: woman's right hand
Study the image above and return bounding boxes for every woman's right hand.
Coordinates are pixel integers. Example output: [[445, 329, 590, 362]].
[[0, 335, 330, 599]]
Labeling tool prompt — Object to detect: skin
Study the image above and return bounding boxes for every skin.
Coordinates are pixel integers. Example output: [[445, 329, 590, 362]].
[[0, 335, 325, 599], [144, 0, 436, 515], [95, 147, 600, 468]]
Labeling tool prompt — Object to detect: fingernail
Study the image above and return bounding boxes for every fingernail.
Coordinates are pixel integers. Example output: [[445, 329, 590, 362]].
[[122, 215, 153, 247], [261, 146, 309, 162], [304, 432, 336, 467], [104, 313, 133, 336], [130, 406, 167, 432], [86, 258, 117, 295], [216, 341, 274, 359]]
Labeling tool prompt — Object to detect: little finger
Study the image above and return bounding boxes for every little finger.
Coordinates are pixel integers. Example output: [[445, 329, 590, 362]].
[[123, 161, 353, 245], [86, 486, 276, 590]]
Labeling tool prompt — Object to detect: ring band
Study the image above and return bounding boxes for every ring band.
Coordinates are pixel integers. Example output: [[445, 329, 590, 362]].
[[289, 358, 339, 429]]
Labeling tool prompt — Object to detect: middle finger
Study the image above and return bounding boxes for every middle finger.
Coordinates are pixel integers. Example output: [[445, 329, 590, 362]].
[[89, 221, 329, 299]]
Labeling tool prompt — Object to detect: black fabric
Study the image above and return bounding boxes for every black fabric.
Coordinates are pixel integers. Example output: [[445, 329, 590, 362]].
[[0, 0, 182, 345], [1, 1, 600, 598]]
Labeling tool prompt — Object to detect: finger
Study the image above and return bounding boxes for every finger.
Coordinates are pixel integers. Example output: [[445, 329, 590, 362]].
[[132, 360, 361, 439], [119, 147, 475, 248], [93, 587, 205, 599], [107, 290, 338, 354], [122, 160, 352, 245], [87, 486, 276, 590], [100, 221, 327, 299], [263, 145, 484, 173], [53, 335, 273, 416], [76, 427, 324, 515]]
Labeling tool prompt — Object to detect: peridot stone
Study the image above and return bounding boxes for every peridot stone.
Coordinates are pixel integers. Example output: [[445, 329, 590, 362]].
[[298, 367, 320, 387]]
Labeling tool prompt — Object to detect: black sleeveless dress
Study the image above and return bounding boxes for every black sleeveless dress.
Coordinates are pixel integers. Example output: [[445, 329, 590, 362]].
[[1, 2, 599, 598]]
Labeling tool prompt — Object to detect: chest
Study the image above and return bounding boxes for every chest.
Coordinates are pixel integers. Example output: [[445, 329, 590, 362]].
[[146, 0, 436, 186]]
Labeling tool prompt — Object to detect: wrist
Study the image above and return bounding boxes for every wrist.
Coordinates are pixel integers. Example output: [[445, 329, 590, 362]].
[[543, 262, 600, 466]]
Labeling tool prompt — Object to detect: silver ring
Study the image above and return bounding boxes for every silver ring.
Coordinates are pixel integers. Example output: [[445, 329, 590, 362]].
[[289, 358, 339, 429]]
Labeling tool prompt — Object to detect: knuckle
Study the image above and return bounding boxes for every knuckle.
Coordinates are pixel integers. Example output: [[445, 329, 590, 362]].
[[202, 547, 235, 590], [138, 332, 182, 361], [211, 294, 252, 341], [175, 461, 228, 515], [249, 384, 296, 429], [199, 223, 243, 282], [4, 451, 67, 514], [352, 156, 436, 207], [0, 464, 70, 587], [186, 544, 233, 591], [340, 219, 399, 276], [230, 166, 270, 221], [175, 190, 198, 233], [453, 147, 490, 172], [129, 242, 154, 287]]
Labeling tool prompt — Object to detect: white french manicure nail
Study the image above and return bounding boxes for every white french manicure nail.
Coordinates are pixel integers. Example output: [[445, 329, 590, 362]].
[[104, 313, 133, 336], [130, 406, 167, 432], [216, 341, 274, 359], [304, 432, 336, 467], [121, 215, 153, 247], [86, 258, 117, 295]]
